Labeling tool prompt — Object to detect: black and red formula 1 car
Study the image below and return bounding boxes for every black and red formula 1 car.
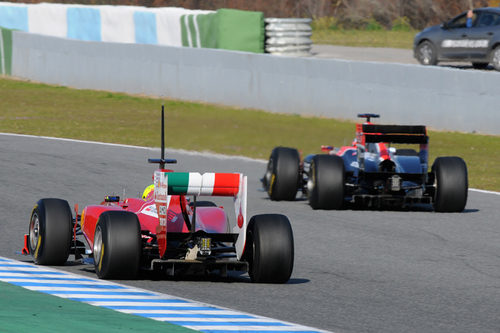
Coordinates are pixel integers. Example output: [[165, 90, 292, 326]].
[[262, 114, 468, 212], [22, 109, 294, 283]]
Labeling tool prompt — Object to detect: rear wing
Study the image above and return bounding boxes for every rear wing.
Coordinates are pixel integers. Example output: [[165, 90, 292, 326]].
[[356, 124, 428, 145], [154, 171, 247, 259]]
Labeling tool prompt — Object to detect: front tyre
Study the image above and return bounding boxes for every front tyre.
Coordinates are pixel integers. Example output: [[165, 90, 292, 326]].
[[93, 211, 141, 279], [245, 214, 294, 283], [308, 155, 345, 210], [416, 41, 438, 66], [29, 198, 73, 265], [432, 157, 468, 212], [264, 147, 300, 201]]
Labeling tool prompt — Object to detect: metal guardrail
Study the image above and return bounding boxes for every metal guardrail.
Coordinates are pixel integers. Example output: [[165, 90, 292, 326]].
[[265, 18, 312, 57]]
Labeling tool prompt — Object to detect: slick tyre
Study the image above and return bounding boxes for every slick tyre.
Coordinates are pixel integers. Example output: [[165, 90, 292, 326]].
[[416, 41, 438, 66], [432, 157, 468, 212], [245, 214, 294, 283], [308, 155, 345, 210], [264, 147, 300, 201], [93, 211, 141, 279], [29, 198, 73, 265]]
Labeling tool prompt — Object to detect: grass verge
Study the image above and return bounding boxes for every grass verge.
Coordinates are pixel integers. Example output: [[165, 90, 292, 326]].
[[0, 77, 498, 191], [311, 29, 417, 49]]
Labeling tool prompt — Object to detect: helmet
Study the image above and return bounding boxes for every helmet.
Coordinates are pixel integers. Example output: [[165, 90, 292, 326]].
[[142, 184, 155, 200]]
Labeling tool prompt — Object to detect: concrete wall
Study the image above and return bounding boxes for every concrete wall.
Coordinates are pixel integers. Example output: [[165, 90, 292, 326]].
[[11, 31, 500, 135]]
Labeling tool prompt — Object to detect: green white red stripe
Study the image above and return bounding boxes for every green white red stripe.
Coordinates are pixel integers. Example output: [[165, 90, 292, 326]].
[[166, 172, 241, 196]]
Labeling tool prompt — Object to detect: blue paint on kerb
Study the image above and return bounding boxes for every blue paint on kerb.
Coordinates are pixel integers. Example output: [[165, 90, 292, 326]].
[[134, 11, 157, 44], [168, 321, 288, 326], [68, 298, 189, 303], [67, 7, 101, 41], [103, 305, 221, 311], [139, 313, 253, 318], [8, 281, 125, 289], [0, 5, 28, 31], [39, 290, 156, 296]]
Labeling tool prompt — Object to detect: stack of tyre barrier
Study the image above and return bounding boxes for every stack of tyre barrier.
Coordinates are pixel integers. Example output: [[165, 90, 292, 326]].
[[265, 18, 312, 57]]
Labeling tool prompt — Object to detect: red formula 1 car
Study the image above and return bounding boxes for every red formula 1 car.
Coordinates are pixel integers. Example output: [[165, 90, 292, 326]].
[[22, 110, 294, 283], [262, 114, 468, 212]]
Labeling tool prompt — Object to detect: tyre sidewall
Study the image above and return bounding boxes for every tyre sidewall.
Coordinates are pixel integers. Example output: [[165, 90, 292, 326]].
[[29, 199, 72, 265], [433, 157, 468, 212], [94, 211, 141, 279], [267, 147, 300, 201], [308, 155, 345, 210], [246, 214, 294, 283]]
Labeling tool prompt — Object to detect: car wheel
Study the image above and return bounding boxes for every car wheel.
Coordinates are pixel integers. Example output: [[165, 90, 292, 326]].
[[93, 211, 141, 279], [244, 214, 294, 283], [264, 147, 300, 201], [416, 41, 438, 66], [308, 155, 345, 210], [432, 157, 468, 212], [28, 199, 73, 265], [491, 46, 500, 71], [471, 62, 489, 69]]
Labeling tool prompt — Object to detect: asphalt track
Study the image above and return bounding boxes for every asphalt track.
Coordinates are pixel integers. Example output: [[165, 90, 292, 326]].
[[1, 133, 499, 333]]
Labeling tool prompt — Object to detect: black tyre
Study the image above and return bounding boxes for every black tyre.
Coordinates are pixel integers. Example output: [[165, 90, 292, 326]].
[[264, 147, 300, 201], [491, 46, 500, 71], [93, 211, 141, 279], [432, 157, 468, 212], [416, 41, 438, 66], [308, 155, 345, 210], [244, 214, 294, 283], [28, 198, 73, 265]]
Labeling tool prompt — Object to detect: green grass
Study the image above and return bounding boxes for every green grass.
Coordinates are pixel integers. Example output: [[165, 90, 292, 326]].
[[311, 29, 417, 49], [0, 77, 499, 191]]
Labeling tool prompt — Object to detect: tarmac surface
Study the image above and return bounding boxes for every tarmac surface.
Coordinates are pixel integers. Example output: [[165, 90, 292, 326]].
[[1, 133, 499, 333]]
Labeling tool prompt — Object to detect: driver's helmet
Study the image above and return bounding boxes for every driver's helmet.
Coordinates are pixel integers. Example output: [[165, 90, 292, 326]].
[[142, 184, 155, 200]]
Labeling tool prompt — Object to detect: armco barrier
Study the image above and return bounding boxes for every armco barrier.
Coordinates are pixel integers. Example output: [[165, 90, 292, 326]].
[[10, 31, 500, 135]]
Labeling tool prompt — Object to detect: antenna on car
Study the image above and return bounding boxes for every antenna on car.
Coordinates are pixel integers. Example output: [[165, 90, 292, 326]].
[[148, 104, 177, 168]]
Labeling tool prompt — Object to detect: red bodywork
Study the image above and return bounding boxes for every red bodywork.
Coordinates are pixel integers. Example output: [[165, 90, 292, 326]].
[[80, 195, 228, 258]]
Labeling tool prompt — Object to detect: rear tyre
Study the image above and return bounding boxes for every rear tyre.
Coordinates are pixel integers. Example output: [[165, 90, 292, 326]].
[[93, 211, 141, 279], [416, 41, 438, 66], [491, 46, 500, 71], [432, 157, 468, 212], [308, 155, 345, 210], [245, 214, 294, 283], [264, 147, 300, 201], [28, 199, 72, 265]]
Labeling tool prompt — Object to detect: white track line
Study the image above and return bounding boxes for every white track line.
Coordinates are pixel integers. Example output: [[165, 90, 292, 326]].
[[1, 132, 497, 195]]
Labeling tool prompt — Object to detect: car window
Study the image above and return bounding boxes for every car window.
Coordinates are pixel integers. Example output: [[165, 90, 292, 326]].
[[448, 13, 477, 29], [477, 13, 499, 27]]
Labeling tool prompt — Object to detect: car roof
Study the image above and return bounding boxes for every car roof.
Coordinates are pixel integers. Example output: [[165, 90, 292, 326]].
[[474, 7, 500, 14]]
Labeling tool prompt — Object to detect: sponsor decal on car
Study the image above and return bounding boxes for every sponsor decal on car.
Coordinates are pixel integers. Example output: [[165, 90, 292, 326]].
[[441, 39, 489, 48]]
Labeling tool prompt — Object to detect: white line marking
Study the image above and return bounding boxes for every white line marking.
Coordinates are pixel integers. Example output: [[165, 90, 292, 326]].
[[0, 132, 267, 164], [1, 132, 497, 195]]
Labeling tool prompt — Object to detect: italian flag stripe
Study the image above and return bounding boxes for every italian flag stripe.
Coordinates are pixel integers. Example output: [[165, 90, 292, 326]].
[[167, 172, 189, 194], [166, 172, 240, 196], [213, 173, 240, 196]]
